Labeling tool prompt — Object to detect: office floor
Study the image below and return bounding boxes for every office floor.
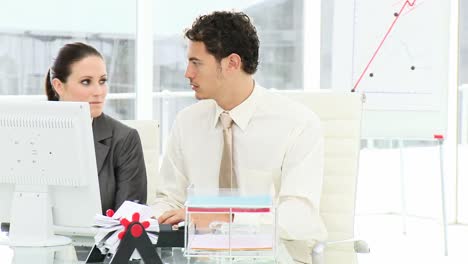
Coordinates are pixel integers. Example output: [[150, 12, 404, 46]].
[[355, 214, 468, 264], [354, 145, 468, 264]]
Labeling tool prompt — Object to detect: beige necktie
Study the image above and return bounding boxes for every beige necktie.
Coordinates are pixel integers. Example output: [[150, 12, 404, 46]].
[[219, 111, 238, 189]]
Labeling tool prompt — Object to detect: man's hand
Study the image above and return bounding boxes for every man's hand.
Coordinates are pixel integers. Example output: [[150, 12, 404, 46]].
[[158, 208, 185, 225]]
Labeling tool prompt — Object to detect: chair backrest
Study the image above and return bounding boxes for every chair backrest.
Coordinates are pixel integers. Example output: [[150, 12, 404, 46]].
[[121, 120, 160, 205], [285, 91, 363, 263]]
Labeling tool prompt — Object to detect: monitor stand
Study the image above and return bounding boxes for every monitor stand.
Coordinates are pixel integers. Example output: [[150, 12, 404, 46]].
[[6, 185, 71, 247]]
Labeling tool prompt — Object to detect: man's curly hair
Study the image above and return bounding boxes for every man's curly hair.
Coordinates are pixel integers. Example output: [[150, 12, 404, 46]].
[[185, 11, 260, 74]]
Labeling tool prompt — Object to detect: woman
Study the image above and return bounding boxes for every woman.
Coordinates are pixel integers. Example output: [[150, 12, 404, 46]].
[[45, 42, 147, 213]]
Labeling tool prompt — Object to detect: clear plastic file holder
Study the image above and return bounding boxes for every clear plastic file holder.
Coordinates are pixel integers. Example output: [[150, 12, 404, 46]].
[[184, 188, 278, 262]]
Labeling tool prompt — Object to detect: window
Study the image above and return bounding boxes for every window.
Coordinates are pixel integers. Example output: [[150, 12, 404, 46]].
[[0, 0, 136, 120], [0, 0, 315, 149]]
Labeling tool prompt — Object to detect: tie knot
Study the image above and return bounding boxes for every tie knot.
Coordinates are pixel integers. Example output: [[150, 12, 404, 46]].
[[219, 112, 233, 129]]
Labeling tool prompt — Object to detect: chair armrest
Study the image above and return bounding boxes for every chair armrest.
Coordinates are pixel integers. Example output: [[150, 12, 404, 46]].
[[311, 239, 370, 264], [352, 239, 370, 253], [311, 241, 326, 264]]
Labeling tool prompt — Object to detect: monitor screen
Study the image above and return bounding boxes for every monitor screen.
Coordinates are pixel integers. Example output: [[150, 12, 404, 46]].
[[0, 101, 101, 246]]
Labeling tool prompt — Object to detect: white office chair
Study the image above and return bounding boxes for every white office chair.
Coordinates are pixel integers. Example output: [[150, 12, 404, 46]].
[[121, 120, 160, 205], [285, 91, 368, 264]]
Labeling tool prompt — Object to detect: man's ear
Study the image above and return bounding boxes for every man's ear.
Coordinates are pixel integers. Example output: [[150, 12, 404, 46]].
[[52, 78, 65, 97], [224, 53, 242, 72]]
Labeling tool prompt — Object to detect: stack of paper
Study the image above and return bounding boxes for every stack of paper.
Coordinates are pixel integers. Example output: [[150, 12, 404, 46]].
[[189, 234, 273, 251], [93, 201, 159, 259]]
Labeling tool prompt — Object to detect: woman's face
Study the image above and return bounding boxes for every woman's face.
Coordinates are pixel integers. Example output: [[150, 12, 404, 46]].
[[53, 56, 108, 118]]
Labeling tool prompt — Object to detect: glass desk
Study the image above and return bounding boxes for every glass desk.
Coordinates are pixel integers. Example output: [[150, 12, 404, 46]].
[[0, 245, 295, 264], [0, 228, 294, 263]]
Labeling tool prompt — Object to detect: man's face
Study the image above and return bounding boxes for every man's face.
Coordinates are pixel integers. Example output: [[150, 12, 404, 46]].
[[184, 41, 224, 100]]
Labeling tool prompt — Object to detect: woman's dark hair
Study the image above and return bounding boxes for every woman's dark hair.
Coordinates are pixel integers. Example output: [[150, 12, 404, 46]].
[[45, 42, 103, 101], [185, 11, 259, 74]]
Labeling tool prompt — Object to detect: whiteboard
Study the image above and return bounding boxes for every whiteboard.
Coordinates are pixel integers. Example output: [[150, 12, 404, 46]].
[[331, 0, 453, 139]]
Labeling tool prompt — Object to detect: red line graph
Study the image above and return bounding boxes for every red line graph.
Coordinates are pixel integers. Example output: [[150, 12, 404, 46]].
[[352, 0, 417, 92]]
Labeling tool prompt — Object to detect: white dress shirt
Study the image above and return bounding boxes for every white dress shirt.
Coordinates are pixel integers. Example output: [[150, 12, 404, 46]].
[[152, 83, 327, 243]]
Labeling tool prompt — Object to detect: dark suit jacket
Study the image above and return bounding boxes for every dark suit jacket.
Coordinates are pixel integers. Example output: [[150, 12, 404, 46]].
[[92, 113, 147, 213]]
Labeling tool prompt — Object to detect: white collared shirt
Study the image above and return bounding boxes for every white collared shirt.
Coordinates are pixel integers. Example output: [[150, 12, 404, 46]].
[[152, 84, 327, 241]]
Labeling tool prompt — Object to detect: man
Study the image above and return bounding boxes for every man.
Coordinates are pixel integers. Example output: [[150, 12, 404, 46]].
[[152, 11, 327, 263]]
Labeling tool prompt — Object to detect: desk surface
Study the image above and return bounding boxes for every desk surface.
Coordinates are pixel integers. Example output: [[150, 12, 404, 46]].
[[0, 245, 293, 264], [0, 229, 294, 264]]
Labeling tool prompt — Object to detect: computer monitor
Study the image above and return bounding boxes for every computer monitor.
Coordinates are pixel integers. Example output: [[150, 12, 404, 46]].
[[0, 101, 102, 247]]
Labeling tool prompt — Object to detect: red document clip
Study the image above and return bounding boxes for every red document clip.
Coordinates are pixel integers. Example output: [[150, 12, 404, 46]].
[[118, 212, 150, 240], [106, 209, 115, 217]]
